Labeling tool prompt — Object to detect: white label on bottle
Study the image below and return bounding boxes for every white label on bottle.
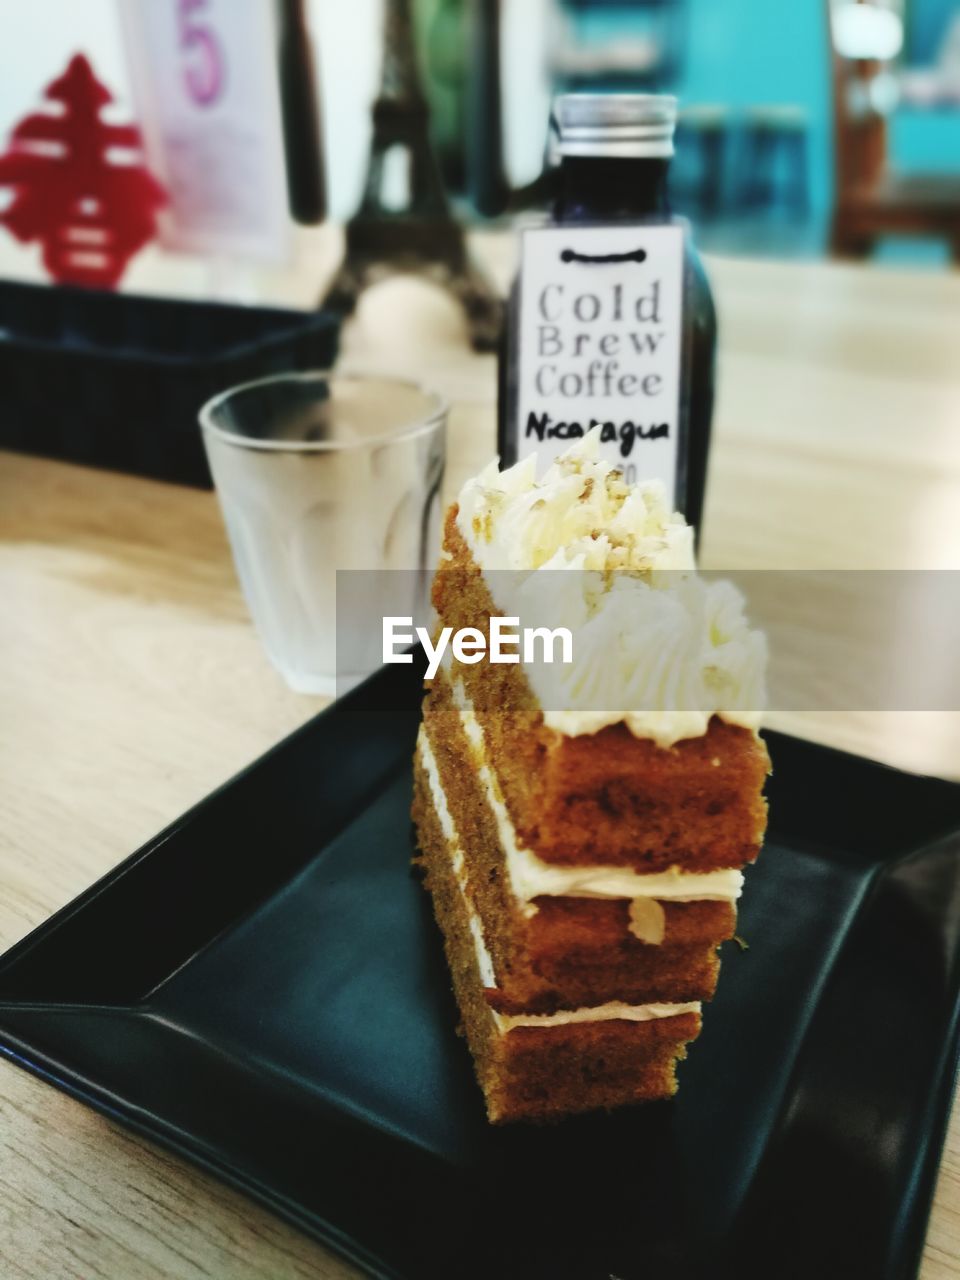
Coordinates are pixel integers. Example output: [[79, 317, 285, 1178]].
[[119, 0, 290, 263], [516, 224, 685, 499]]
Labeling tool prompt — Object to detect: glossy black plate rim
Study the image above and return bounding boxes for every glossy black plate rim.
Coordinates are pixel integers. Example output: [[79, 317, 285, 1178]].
[[0, 1031, 395, 1278], [0, 663, 430, 1279]]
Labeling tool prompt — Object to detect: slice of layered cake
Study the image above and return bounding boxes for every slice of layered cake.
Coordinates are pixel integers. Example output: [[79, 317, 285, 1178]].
[[412, 433, 769, 1123]]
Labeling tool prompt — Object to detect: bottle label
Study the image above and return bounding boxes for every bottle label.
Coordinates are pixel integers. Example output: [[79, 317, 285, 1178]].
[[515, 223, 685, 498]]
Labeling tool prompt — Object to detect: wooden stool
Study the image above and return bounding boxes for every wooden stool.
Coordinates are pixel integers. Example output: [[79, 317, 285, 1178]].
[[828, 2, 960, 264]]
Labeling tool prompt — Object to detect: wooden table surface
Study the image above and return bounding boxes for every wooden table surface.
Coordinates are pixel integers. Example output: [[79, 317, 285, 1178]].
[[3, 241, 960, 1278]]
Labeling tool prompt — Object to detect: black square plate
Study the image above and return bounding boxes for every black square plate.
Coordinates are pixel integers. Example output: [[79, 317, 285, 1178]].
[[2, 656, 960, 1280]]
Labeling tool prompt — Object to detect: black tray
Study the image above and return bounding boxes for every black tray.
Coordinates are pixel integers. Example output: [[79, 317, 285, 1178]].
[[0, 280, 340, 487], [2, 655, 960, 1280]]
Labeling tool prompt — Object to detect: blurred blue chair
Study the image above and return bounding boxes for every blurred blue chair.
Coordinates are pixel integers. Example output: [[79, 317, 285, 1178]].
[[738, 104, 810, 217], [673, 103, 733, 219]]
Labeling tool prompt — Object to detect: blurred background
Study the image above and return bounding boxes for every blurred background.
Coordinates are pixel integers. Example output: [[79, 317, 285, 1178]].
[[1, 0, 958, 269]]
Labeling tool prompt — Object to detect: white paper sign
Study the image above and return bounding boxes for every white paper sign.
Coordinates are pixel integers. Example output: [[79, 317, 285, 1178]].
[[119, 0, 290, 262], [516, 224, 685, 498]]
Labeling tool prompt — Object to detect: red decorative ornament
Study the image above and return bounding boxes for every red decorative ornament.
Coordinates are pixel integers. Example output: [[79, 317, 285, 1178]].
[[0, 54, 166, 289]]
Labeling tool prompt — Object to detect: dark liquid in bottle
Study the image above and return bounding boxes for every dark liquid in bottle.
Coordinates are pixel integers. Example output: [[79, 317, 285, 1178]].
[[498, 154, 717, 537]]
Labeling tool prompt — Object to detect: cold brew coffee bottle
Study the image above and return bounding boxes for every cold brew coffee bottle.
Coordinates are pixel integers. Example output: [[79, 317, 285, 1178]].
[[498, 94, 716, 534]]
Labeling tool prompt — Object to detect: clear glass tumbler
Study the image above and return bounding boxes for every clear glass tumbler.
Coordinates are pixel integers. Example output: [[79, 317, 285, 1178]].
[[199, 372, 447, 694]]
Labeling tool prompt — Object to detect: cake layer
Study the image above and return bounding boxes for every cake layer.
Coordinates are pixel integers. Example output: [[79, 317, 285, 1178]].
[[487, 1018, 699, 1122], [448, 670, 746, 916], [425, 665, 738, 932], [412, 761, 700, 1123], [432, 506, 771, 871], [417, 717, 730, 1011]]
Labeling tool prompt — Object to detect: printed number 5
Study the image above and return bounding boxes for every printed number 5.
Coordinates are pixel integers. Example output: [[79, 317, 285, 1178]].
[[179, 0, 224, 106]]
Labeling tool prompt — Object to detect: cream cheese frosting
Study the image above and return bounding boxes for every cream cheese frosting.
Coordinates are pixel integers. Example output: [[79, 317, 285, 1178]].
[[454, 429, 766, 747], [456, 430, 695, 575], [491, 1000, 701, 1033], [417, 728, 702, 1031], [419, 727, 497, 987]]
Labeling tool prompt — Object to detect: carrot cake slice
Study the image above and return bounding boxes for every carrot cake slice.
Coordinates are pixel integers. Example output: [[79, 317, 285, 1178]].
[[412, 431, 769, 1123]]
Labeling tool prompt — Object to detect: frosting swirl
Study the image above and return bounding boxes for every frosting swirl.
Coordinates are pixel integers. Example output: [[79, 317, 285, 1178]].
[[455, 431, 767, 746]]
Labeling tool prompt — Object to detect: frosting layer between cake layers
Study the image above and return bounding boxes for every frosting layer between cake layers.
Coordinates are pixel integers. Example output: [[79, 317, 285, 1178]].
[[417, 726, 700, 1033]]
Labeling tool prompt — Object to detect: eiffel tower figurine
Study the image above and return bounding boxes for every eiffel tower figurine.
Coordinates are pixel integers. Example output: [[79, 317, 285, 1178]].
[[322, 0, 502, 350]]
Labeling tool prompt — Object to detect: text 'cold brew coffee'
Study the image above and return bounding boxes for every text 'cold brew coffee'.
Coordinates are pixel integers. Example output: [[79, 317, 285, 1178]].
[[498, 94, 717, 532]]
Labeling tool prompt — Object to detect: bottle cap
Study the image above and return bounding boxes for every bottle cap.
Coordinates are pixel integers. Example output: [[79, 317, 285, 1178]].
[[555, 94, 677, 159]]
